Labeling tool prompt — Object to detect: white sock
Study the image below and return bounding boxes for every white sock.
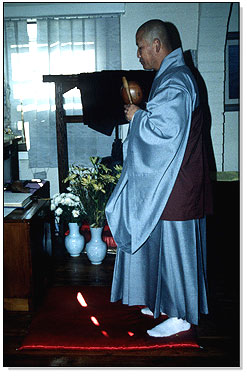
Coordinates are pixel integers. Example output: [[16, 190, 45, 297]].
[[141, 307, 166, 316], [147, 317, 191, 337]]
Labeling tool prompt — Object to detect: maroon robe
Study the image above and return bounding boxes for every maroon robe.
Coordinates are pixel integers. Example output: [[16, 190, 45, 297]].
[[161, 106, 213, 221]]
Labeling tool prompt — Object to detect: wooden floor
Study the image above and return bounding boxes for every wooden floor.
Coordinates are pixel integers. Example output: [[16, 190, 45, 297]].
[[3, 228, 240, 368]]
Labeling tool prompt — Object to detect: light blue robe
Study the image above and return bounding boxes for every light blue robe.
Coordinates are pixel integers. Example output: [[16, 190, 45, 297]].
[[106, 48, 199, 254], [105, 48, 208, 325]]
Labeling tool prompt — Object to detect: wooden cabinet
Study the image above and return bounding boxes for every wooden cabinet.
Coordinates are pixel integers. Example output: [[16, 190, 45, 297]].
[[4, 199, 54, 311]]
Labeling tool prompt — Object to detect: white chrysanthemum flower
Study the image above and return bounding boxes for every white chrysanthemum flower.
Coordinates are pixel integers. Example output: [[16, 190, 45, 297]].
[[67, 193, 75, 199], [55, 207, 63, 216], [72, 209, 80, 218], [64, 197, 73, 206], [54, 196, 62, 206]]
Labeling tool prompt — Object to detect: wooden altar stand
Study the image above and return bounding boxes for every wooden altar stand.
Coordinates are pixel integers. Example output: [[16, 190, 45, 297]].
[[43, 70, 154, 192]]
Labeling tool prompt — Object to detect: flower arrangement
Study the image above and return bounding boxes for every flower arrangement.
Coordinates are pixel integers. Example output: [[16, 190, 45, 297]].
[[50, 192, 84, 224], [64, 157, 122, 228]]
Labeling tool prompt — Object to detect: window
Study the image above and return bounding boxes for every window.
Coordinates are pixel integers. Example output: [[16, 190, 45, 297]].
[[4, 16, 121, 168]]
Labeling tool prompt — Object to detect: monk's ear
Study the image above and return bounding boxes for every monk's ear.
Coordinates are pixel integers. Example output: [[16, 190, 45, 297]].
[[153, 38, 161, 53]]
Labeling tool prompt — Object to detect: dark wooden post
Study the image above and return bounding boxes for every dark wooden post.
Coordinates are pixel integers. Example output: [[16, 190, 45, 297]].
[[55, 82, 69, 193]]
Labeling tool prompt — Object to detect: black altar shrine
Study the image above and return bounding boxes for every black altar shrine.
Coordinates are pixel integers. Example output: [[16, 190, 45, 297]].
[[43, 70, 155, 192]]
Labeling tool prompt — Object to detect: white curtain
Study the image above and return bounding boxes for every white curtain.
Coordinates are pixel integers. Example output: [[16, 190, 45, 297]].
[[4, 15, 121, 168]]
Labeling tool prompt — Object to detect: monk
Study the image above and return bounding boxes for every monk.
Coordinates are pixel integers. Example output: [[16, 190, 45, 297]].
[[105, 19, 212, 337]]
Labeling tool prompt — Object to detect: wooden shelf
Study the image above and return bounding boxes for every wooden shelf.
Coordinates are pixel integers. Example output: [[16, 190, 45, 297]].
[[4, 183, 54, 311]]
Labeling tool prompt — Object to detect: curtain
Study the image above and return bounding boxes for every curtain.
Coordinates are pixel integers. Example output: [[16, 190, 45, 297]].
[[4, 16, 121, 168]]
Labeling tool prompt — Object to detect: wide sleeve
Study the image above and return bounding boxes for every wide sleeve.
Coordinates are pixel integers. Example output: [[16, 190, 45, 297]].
[[128, 83, 192, 173]]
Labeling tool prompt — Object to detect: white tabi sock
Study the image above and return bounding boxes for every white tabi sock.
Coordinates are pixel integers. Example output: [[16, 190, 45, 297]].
[[141, 307, 166, 316], [147, 317, 191, 337]]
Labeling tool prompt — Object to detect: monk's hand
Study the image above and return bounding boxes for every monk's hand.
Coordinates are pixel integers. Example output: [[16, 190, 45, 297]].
[[124, 104, 140, 122]]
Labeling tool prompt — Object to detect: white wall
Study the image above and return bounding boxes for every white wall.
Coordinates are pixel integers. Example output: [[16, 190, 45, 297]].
[[197, 2, 239, 172], [120, 2, 199, 70], [197, 3, 231, 172]]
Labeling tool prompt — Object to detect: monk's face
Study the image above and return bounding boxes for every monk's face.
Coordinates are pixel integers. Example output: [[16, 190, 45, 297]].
[[136, 31, 158, 70]]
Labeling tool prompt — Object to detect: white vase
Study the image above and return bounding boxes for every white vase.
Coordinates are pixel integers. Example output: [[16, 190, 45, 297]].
[[86, 227, 107, 265], [65, 223, 85, 257]]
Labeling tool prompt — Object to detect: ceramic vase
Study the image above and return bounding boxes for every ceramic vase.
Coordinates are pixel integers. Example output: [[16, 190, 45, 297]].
[[65, 222, 85, 257], [86, 227, 107, 265]]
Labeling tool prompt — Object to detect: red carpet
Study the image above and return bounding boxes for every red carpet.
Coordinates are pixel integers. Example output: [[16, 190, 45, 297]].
[[19, 286, 199, 351]]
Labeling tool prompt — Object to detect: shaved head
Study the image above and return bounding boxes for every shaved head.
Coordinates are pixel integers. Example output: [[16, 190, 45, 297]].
[[136, 19, 178, 70], [136, 19, 173, 51]]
